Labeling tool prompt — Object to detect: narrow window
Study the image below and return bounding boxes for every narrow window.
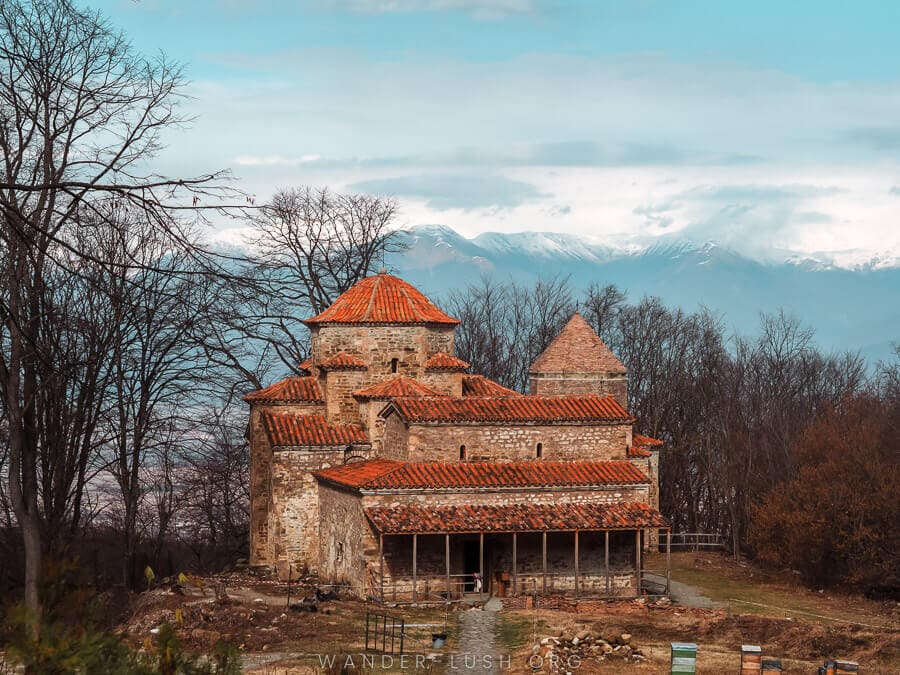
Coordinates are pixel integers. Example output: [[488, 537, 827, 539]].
[[459, 444, 466, 461], [536, 442, 543, 459], [390, 358, 399, 373]]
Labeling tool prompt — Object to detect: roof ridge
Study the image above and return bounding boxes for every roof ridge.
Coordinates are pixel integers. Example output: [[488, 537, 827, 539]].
[[363, 274, 381, 321]]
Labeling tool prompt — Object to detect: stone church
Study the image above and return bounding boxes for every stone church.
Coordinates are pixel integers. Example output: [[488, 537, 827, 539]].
[[245, 271, 669, 602]]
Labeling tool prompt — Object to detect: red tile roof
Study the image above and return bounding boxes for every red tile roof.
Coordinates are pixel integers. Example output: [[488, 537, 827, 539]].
[[353, 376, 445, 400], [365, 501, 667, 534], [318, 352, 368, 370], [461, 375, 522, 397], [314, 458, 649, 491], [260, 412, 368, 446], [304, 272, 459, 326], [425, 351, 470, 371], [628, 433, 663, 458], [243, 376, 324, 404], [530, 313, 626, 375], [627, 445, 652, 458], [297, 358, 312, 373], [633, 433, 663, 447], [313, 459, 404, 489], [384, 395, 632, 424]]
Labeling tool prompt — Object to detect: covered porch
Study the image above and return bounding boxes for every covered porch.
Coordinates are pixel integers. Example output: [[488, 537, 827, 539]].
[[365, 501, 670, 604]]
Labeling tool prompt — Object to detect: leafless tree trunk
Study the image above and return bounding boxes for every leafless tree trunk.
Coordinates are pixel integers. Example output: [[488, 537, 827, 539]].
[[0, 0, 229, 618]]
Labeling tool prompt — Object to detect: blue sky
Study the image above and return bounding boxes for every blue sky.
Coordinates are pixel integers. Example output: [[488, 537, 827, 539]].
[[99, 0, 900, 266]]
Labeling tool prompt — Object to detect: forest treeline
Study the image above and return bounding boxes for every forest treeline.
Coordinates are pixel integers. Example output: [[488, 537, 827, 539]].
[[445, 276, 899, 592]]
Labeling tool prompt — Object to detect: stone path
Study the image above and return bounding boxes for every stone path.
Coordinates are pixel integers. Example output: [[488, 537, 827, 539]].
[[668, 579, 721, 609], [443, 603, 505, 674]]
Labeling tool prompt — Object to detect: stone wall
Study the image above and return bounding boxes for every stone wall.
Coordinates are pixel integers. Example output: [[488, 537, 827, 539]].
[[322, 369, 368, 425], [528, 372, 628, 408], [310, 324, 455, 380], [248, 402, 325, 568], [398, 420, 633, 463], [420, 370, 464, 396], [267, 446, 374, 579], [363, 485, 650, 509], [317, 484, 373, 596]]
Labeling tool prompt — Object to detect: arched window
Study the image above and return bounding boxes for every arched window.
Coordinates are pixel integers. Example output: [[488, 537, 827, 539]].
[[459, 444, 466, 461], [536, 442, 543, 459], [390, 358, 399, 373]]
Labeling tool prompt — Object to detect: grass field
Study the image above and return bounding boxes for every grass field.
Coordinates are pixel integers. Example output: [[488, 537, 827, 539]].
[[651, 551, 898, 630]]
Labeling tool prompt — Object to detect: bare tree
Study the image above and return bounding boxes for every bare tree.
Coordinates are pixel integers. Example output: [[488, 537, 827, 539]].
[[0, 0, 228, 617]]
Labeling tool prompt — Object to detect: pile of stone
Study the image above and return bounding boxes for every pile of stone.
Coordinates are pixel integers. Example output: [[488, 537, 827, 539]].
[[534, 627, 648, 666]]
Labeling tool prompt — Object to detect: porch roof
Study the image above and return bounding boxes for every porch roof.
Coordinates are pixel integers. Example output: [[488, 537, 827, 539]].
[[365, 501, 667, 535], [314, 458, 650, 491]]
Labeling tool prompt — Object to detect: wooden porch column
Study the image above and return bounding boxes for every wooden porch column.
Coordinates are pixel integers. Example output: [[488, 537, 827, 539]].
[[635, 530, 642, 595], [412, 534, 418, 604], [445, 533, 450, 600], [511, 532, 517, 597], [604, 530, 610, 596], [573, 531, 580, 597], [379, 533, 385, 601], [479, 532, 484, 598], [541, 531, 548, 593], [666, 528, 672, 595]]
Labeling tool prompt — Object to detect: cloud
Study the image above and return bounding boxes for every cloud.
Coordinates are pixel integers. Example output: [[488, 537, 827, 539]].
[[349, 173, 548, 209], [633, 183, 847, 257], [233, 154, 321, 167], [890, 186, 900, 195]]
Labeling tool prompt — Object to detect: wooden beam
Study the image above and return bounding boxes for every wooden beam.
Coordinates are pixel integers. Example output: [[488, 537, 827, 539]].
[[574, 530, 580, 598], [445, 533, 451, 600], [604, 530, 610, 596], [542, 531, 548, 594], [412, 534, 418, 604], [479, 532, 484, 598], [512, 532, 517, 597], [666, 528, 672, 595], [635, 530, 642, 595], [379, 533, 384, 602]]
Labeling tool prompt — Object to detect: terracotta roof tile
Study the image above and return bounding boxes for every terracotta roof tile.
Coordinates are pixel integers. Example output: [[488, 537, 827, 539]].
[[314, 459, 648, 491], [627, 445, 652, 458], [353, 376, 446, 400], [366, 460, 649, 490], [628, 434, 663, 458], [365, 502, 668, 534], [313, 459, 404, 489], [243, 376, 323, 404], [633, 433, 663, 447], [530, 313, 626, 375], [297, 358, 312, 373], [305, 273, 459, 326], [318, 352, 368, 370], [461, 375, 522, 397], [260, 412, 368, 446], [425, 352, 470, 371], [384, 395, 632, 424]]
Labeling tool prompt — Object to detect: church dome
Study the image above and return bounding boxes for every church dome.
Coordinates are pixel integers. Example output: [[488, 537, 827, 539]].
[[304, 271, 459, 326]]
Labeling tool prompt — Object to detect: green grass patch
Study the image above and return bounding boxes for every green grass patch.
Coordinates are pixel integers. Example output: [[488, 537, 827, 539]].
[[495, 612, 537, 653]]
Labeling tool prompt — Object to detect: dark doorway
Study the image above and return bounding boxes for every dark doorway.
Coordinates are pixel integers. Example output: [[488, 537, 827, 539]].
[[463, 539, 479, 592]]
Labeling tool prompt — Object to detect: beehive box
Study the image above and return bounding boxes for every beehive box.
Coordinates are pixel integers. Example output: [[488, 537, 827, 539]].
[[741, 645, 762, 674], [762, 658, 783, 672], [670, 642, 697, 674], [834, 660, 859, 674]]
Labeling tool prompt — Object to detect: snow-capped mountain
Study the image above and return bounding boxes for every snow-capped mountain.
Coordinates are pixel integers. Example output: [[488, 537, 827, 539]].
[[388, 225, 900, 365]]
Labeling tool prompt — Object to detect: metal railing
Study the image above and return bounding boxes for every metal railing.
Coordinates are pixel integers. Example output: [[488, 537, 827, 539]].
[[663, 532, 725, 551]]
